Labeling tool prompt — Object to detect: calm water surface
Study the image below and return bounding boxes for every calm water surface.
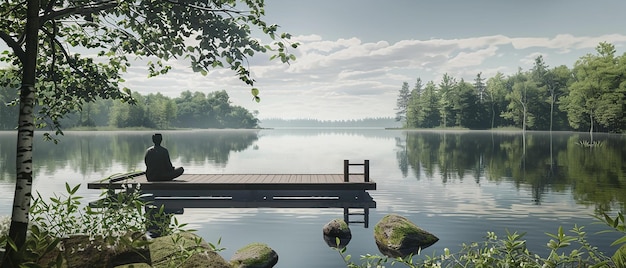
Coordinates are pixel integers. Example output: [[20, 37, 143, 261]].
[[0, 129, 624, 267]]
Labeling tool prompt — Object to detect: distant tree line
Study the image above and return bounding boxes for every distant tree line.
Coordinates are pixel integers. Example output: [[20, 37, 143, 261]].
[[395, 42, 626, 133], [0, 87, 260, 130], [260, 117, 401, 128]]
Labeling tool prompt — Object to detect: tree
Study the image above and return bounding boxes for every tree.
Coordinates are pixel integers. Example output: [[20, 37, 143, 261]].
[[395, 82, 411, 124], [546, 65, 573, 131], [561, 42, 625, 134], [144, 93, 177, 129], [438, 73, 456, 128], [502, 70, 539, 131], [474, 72, 487, 102], [451, 79, 480, 128], [406, 78, 423, 128], [485, 72, 507, 129], [529, 55, 552, 130], [0, 0, 296, 265], [416, 81, 440, 128], [109, 93, 147, 127]]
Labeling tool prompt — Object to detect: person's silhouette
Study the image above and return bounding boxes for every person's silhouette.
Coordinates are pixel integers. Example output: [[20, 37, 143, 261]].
[[144, 133, 184, 181]]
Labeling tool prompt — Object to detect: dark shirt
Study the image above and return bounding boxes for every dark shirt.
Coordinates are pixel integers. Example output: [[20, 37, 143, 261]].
[[144, 145, 175, 180]]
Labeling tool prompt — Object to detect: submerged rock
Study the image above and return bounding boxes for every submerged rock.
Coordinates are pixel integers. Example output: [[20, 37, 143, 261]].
[[322, 218, 352, 248], [374, 214, 439, 257], [230, 242, 278, 268]]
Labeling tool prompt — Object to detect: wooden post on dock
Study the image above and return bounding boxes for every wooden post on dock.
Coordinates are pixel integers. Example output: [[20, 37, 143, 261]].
[[364, 160, 369, 182], [344, 160, 370, 182], [344, 160, 349, 182]]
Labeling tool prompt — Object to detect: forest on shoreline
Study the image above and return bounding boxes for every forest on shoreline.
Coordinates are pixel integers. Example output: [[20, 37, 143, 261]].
[[395, 42, 626, 133], [0, 89, 260, 130]]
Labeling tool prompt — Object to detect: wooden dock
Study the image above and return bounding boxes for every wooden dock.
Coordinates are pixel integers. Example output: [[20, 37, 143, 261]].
[[88, 160, 376, 226], [88, 173, 375, 191]]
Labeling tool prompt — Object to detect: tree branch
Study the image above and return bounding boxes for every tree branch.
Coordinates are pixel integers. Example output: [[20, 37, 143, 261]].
[[44, 0, 57, 15], [0, 1, 26, 18], [40, 0, 119, 25], [0, 31, 26, 63], [164, 0, 246, 16], [40, 27, 88, 78]]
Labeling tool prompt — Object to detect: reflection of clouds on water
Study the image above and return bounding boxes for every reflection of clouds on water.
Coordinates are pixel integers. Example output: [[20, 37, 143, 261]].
[[220, 131, 396, 174], [176, 208, 345, 228], [372, 174, 596, 222]]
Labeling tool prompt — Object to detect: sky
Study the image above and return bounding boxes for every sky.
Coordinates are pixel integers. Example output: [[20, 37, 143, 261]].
[[5, 0, 626, 120]]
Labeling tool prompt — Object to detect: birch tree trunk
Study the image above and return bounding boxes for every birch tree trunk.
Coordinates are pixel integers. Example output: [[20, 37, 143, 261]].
[[1, 0, 39, 265]]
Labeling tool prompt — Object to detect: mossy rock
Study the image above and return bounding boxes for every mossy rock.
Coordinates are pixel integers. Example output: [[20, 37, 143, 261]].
[[374, 214, 439, 258], [230, 242, 278, 268], [150, 232, 230, 268], [37, 233, 150, 268], [323, 218, 352, 248], [323, 218, 351, 238]]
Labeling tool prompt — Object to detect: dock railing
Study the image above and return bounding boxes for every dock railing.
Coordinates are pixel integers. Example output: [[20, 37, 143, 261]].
[[344, 159, 369, 182]]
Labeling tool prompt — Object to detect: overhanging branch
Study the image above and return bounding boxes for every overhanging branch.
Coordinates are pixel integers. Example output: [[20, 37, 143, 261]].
[[40, 0, 119, 25], [0, 31, 26, 63], [40, 27, 88, 78], [164, 0, 246, 16]]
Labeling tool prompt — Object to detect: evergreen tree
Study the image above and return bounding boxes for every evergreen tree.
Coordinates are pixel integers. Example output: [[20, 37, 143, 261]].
[[395, 82, 411, 124], [438, 73, 456, 128], [406, 78, 423, 128]]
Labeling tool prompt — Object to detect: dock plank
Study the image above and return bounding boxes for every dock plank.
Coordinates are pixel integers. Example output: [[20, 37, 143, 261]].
[[88, 173, 376, 191]]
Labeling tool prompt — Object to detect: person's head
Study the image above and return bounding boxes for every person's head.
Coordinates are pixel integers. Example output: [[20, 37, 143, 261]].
[[152, 133, 163, 145]]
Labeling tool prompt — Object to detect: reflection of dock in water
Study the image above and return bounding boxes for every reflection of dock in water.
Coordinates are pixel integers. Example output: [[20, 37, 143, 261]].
[[88, 160, 376, 227]]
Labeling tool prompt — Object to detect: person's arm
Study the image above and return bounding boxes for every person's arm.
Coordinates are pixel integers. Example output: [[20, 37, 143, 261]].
[[164, 148, 175, 169]]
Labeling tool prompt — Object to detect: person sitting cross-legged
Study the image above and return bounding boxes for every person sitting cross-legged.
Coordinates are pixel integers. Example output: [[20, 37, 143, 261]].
[[144, 133, 184, 181]]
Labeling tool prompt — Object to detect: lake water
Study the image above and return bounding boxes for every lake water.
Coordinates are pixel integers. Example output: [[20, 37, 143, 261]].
[[0, 129, 624, 267]]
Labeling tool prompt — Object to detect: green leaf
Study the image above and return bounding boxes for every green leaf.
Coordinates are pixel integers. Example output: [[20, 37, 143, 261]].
[[612, 236, 626, 247], [65, 182, 72, 194], [605, 213, 615, 225], [70, 184, 81, 195], [251, 88, 259, 96]]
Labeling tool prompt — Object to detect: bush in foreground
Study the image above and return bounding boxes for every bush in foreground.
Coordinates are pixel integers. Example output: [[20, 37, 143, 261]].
[[335, 212, 626, 267]]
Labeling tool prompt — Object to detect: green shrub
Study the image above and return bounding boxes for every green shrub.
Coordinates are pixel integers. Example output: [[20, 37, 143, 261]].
[[1, 183, 186, 266], [336, 213, 626, 267]]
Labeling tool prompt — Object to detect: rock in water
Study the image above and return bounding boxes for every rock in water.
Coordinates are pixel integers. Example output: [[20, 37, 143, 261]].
[[230, 242, 279, 268], [322, 218, 352, 248], [374, 214, 439, 257]]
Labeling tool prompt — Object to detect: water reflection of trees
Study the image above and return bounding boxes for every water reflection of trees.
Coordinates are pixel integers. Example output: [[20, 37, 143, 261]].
[[400, 131, 626, 213], [0, 132, 17, 181], [173, 130, 259, 165], [0, 130, 258, 181]]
